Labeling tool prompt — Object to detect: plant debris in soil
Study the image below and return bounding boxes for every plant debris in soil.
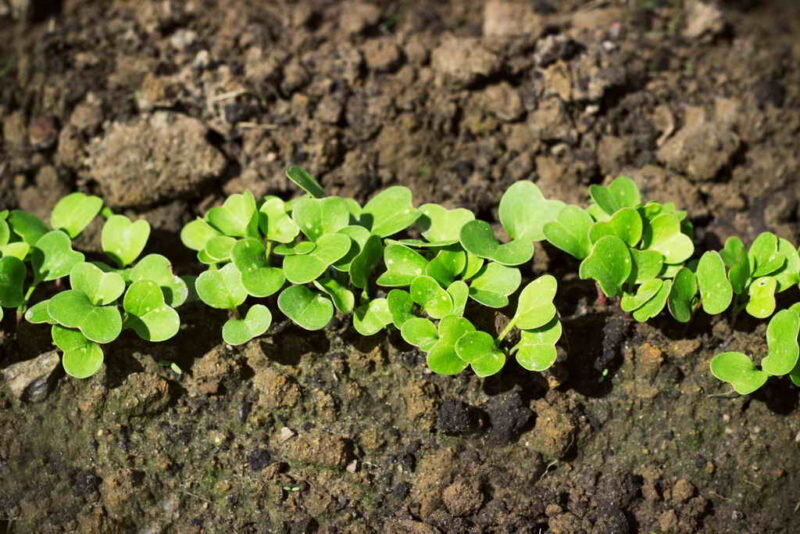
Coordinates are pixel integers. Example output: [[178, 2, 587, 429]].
[[1, 0, 800, 532]]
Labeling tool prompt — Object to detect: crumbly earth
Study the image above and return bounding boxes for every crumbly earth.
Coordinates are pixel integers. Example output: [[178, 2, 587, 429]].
[[1, 0, 800, 532]]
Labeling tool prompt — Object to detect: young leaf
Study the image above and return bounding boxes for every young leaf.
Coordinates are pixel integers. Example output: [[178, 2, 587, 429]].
[[47, 290, 122, 344], [509, 275, 558, 330], [353, 298, 392, 336], [277, 285, 333, 330], [50, 192, 103, 238], [292, 197, 350, 241], [203, 236, 237, 263], [668, 267, 697, 323], [400, 317, 438, 351], [589, 207, 643, 247], [259, 197, 300, 243], [232, 238, 285, 297], [578, 235, 632, 298], [762, 309, 800, 376], [454, 331, 506, 377], [53, 326, 104, 379], [543, 205, 594, 260], [697, 251, 732, 315], [0, 256, 25, 308], [410, 275, 452, 319], [774, 238, 800, 292], [181, 218, 221, 251], [499, 181, 565, 242], [123, 280, 180, 342], [642, 213, 694, 264], [589, 176, 640, 216], [418, 204, 474, 243], [377, 244, 429, 287], [128, 254, 188, 307], [709, 352, 768, 395], [283, 233, 351, 284], [286, 166, 326, 198], [745, 276, 777, 319], [468, 262, 521, 308], [720, 236, 749, 294], [426, 249, 467, 287], [1, 241, 30, 260], [332, 225, 371, 272], [8, 210, 48, 245], [361, 186, 420, 237], [621, 279, 663, 312], [70, 262, 125, 306], [31, 230, 85, 282], [388, 289, 415, 328], [314, 276, 355, 314], [274, 241, 316, 256], [748, 232, 784, 278], [513, 318, 562, 371], [425, 316, 475, 375], [0, 213, 9, 247], [459, 220, 533, 266], [222, 304, 272, 345], [195, 264, 248, 310], [102, 215, 151, 267], [206, 191, 258, 238], [447, 280, 469, 317], [349, 235, 383, 289], [631, 279, 671, 322], [628, 249, 664, 284], [24, 299, 53, 324]]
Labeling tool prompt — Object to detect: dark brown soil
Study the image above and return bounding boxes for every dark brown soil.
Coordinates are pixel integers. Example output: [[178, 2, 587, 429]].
[[2, 1, 800, 532]]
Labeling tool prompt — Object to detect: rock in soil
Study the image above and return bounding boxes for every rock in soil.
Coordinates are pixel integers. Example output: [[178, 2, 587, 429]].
[[281, 431, 351, 469], [88, 112, 227, 207], [0, 350, 60, 402], [657, 117, 740, 182], [436, 398, 482, 436], [431, 37, 501, 87], [484, 390, 532, 444], [528, 399, 577, 459]]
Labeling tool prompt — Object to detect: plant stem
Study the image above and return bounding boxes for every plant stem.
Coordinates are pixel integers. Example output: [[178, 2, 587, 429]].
[[16, 283, 38, 322], [497, 318, 516, 343]]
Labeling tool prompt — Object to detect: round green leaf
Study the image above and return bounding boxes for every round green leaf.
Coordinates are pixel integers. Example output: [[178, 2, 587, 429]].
[[232, 238, 284, 298], [514, 318, 562, 371], [123, 280, 180, 342], [410, 275, 452, 319], [102, 215, 151, 267], [631, 279, 671, 322], [361, 186, 420, 237], [62, 341, 104, 379], [499, 181, 565, 242], [621, 279, 663, 312], [376, 244, 429, 287], [50, 192, 103, 238], [697, 251, 732, 315], [455, 331, 506, 377], [332, 225, 371, 272], [426, 249, 467, 287], [628, 249, 664, 284], [387, 289, 415, 328], [206, 191, 258, 238], [589, 207, 642, 247], [578, 235, 632, 298], [418, 204, 474, 243], [667, 267, 697, 323], [259, 196, 300, 244], [468, 262, 521, 308], [510, 275, 558, 330], [222, 304, 272, 345], [426, 344, 469, 375], [353, 298, 392, 336], [642, 213, 694, 265], [0, 256, 26, 308], [292, 196, 350, 241], [745, 276, 777, 319], [748, 232, 784, 278], [70, 262, 125, 306], [195, 264, 248, 310], [762, 309, 800, 376], [543, 205, 594, 260], [8, 210, 48, 245], [720, 236, 749, 294], [24, 299, 53, 324], [284, 233, 351, 284], [48, 290, 122, 344], [348, 234, 383, 289], [31, 230, 85, 283], [709, 352, 768, 395], [128, 254, 188, 307], [401, 317, 439, 350], [313, 276, 355, 314], [588, 176, 641, 216], [181, 218, 221, 251], [774, 238, 800, 292], [277, 285, 333, 331], [447, 280, 469, 318], [459, 220, 533, 266]]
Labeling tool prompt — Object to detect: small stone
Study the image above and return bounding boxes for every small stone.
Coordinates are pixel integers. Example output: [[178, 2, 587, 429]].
[[442, 477, 484, 516], [683, 1, 724, 39], [316, 94, 344, 124], [483, 82, 523, 122], [277, 426, 296, 442], [0, 350, 60, 402], [657, 119, 740, 182], [483, 0, 543, 38], [282, 431, 351, 469], [529, 98, 572, 141], [70, 99, 104, 132], [436, 398, 481, 435], [431, 36, 501, 87], [363, 38, 402, 72], [28, 116, 58, 150], [346, 460, 358, 473], [671, 478, 695, 503], [340, 1, 381, 34], [281, 60, 310, 94]]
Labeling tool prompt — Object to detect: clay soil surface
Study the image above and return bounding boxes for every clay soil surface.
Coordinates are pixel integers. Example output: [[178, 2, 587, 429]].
[[1, 0, 800, 532]]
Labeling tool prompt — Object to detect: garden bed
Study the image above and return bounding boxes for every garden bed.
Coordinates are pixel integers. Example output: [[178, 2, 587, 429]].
[[1, 0, 799, 532]]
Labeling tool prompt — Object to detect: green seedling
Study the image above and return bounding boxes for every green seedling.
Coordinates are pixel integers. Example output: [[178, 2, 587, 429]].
[[123, 280, 181, 342], [377, 244, 428, 286], [418, 204, 474, 244], [49, 192, 103, 238], [277, 285, 333, 331], [498, 181, 564, 243], [697, 251, 733, 315], [455, 331, 506, 377], [283, 233, 350, 284], [410, 275, 453, 319], [222, 304, 272, 346], [543, 205, 596, 260], [459, 220, 533, 266], [579, 235, 632, 298], [424, 316, 476, 375], [353, 298, 392, 336], [498, 275, 557, 340], [388, 289, 415, 328], [512, 318, 562, 371], [588, 176, 640, 218], [360, 186, 420, 237], [467, 262, 521, 308], [102, 215, 151, 267]]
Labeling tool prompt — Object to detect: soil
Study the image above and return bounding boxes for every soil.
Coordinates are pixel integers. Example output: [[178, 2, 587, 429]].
[[1, 0, 800, 532]]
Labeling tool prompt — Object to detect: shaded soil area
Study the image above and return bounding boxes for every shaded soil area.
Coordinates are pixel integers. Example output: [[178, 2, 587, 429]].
[[1, 0, 800, 532]]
